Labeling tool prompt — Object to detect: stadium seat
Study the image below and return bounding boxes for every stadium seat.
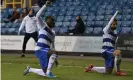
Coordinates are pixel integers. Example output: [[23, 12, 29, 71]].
[[122, 15, 131, 20], [5, 23, 12, 28], [81, 16, 88, 21], [73, 1, 80, 6], [105, 10, 113, 15], [65, 2, 73, 6], [97, 10, 105, 15], [121, 27, 131, 34], [104, 15, 112, 21], [92, 27, 102, 35], [116, 15, 122, 21], [58, 11, 66, 16], [47, 7, 54, 12], [106, 5, 114, 10], [95, 21, 104, 27], [55, 22, 62, 27], [44, 12, 52, 16], [57, 16, 64, 22], [67, 6, 75, 11], [87, 16, 95, 21], [63, 16, 72, 22], [59, 2, 65, 6], [84, 26, 93, 35], [66, 11, 73, 16], [121, 21, 131, 27], [81, 11, 88, 16], [95, 15, 104, 21], [99, 5, 106, 9], [117, 21, 122, 27], [1, 23, 6, 28], [62, 22, 70, 27], [60, 7, 68, 12], [53, 26, 60, 34], [12, 23, 21, 28], [75, 6, 83, 11], [73, 11, 81, 16], [86, 21, 95, 27], [51, 11, 58, 16], [1, 28, 9, 35], [122, 9, 131, 14]]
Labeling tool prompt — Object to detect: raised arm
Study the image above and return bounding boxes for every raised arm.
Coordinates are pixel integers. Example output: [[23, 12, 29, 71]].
[[103, 11, 119, 33], [36, 1, 51, 29], [18, 17, 26, 35]]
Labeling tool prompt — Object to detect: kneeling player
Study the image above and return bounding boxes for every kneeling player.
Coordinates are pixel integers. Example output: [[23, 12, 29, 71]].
[[85, 11, 126, 76], [23, 1, 57, 78]]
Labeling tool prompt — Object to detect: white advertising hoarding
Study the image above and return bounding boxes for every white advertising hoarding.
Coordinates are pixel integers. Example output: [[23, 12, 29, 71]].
[[1, 36, 103, 53]]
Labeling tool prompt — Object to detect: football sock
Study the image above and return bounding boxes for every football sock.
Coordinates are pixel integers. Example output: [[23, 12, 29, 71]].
[[46, 54, 57, 74], [114, 54, 122, 72], [92, 67, 106, 73], [29, 68, 46, 76]]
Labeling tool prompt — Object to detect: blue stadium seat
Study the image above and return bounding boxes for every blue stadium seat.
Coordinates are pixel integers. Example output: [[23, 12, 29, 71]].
[[59, 27, 68, 35], [121, 27, 131, 34], [6, 23, 12, 28], [92, 27, 102, 35], [58, 11, 66, 16], [97, 10, 105, 15], [104, 15, 112, 21], [70, 21, 76, 28], [116, 15, 122, 21], [86, 21, 95, 27], [122, 9, 131, 14], [117, 21, 122, 27], [62, 22, 70, 27], [55, 22, 62, 27], [47, 7, 54, 12], [67, 6, 75, 11], [87, 16, 95, 21], [103, 21, 108, 27], [59, 2, 65, 6], [105, 10, 113, 15], [17, 8, 23, 13], [95, 21, 104, 27], [106, 5, 113, 10], [65, 2, 73, 6], [82, 7, 88, 11], [131, 15, 133, 20], [66, 11, 73, 16], [121, 21, 131, 27], [73, 11, 81, 16], [75, 6, 83, 11], [1, 28, 9, 35], [60, 7, 68, 11], [51, 11, 58, 16], [99, 5, 106, 9], [44, 12, 52, 16], [81, 16, 88, 21], [63, 16, 72, 22], [131, 27, 133, 34], [8, 28, 16, 34], [122, 15, 131, 20], [57, 16, 64, 22], [95, 15, 104, 21], [1, 23, 6, 28], [81, 11, 88, 16], [84, 26, 93, 34], [73, 1, 80, 6], [12, 23, 21, 28], [53, 26, 60, 34]]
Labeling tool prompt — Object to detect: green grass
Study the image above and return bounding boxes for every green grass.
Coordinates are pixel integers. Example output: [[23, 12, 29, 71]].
[[1, 54, 133, 80]]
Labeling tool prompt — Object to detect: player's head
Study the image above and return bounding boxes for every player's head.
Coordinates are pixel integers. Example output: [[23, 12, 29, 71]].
[[23, 8, 29, 14], [45, 16, 55, 28], [111, 19, 117, 30], [29, 9, 35, 17], [76, 16, 81, 22]]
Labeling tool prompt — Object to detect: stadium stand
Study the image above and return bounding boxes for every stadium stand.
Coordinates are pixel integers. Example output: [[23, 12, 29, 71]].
[[1, 0, 133, 35]]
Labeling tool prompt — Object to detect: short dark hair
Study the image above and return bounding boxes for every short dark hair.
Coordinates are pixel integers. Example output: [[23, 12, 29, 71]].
[[45, 16, 55, 21]]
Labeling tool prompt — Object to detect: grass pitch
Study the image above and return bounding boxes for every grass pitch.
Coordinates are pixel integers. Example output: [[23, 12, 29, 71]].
[[1, 54, 133, 80]]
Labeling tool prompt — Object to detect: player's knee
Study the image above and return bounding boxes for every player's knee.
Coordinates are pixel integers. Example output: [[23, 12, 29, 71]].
[[113, 50, 121, 56], [106, 68, 113, 74]]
